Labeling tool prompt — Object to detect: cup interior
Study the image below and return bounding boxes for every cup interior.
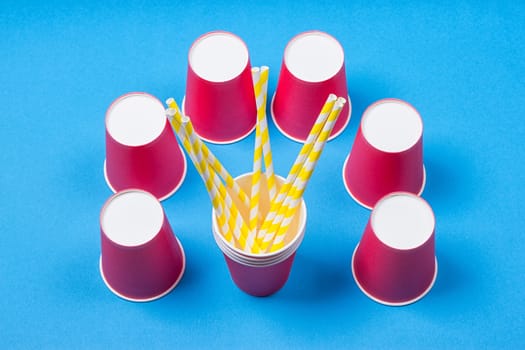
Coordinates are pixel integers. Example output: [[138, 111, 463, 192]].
[[284, 31, 344, 83], [101, 190, 164, 247], [212, 173, 307, 265], [371, 192, 435, 250], [361, 99, 423, 153], [189, 31, 249, 83], [106, 93, 166, 147]]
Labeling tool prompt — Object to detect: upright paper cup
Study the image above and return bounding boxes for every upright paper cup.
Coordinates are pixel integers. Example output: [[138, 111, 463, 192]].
[[352, 192, 437, 306], [184, 31, 257, 144], [272, 31, 351, 142], [100, 189, 186, 302], [104, 92, 187, 200], [343, 98, 425, 209], [212, 173, 307, 297]]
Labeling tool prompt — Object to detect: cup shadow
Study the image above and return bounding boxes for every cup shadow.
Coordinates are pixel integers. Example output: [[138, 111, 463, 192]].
[[422, 142, 475, 208], [279, 250, 354, 303]]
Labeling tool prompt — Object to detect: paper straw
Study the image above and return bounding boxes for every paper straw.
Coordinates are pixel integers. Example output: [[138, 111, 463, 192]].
[[267, 97, 346, 252], [165, 101, 255, 252], [256, 66, 277, 201], [247, 67, 264, 251], [166, 98, 250, 211], [181, 115, 251, 250], [246, 66, 272, 252], [165, 108, 233, 243], [256, 94, 337, 246], [166, 107, 240, 247]]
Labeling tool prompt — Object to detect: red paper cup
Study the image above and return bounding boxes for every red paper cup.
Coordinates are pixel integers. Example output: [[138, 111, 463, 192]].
[[183, 31, 257, 144], [272, 31, 351, 142], [211, 173, 307, 296], [104, 92, 187, 200], [99, 190, 186, 302], [352, 192, 437, 306], [343, 98, 425, 209]]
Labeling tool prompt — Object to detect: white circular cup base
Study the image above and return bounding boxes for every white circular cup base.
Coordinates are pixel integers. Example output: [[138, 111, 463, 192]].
[[351, 243, 438, 306], [341, 153, 426, 210], [99, 236, 186, 303], [181, 96, 256, 144], [103, 144, 187, 201], [270, 93, 352, 143]]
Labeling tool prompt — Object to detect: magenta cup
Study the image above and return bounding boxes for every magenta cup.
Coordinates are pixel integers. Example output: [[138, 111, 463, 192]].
[[184, 31, 257, 144], [272, 31, 351, 142], [343, 98, 425, 209], [211, 173, 307, 296], [104, 92, 187, 201], [352, 192, 437, 306], [99, 190, 186, 302]]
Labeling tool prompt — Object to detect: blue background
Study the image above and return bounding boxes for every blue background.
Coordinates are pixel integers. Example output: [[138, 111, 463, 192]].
[[2, 1, 524, 348]]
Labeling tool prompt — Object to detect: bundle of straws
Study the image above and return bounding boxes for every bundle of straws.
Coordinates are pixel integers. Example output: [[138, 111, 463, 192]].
[[166, 66, 346, 254]]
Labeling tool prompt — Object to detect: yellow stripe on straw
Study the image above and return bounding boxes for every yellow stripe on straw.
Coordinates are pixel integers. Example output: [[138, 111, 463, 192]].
[[166, 98, 250, 212], [256, 94, 337, 249], [266, 97, 346, 252]]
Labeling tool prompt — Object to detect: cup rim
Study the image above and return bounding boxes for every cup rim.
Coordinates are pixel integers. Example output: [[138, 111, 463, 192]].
[[211, 172, 308, 265], [212, 225, 305, 267], [351, 243, 438, 306], [99, 236, 186, 302]]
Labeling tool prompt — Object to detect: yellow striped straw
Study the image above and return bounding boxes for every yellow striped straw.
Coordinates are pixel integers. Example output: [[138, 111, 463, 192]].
[[185, 122, 254, 251], [167, 108, 239, 244], [166, 98, 250, 211], [267, 97, 346, 252], [247, 67, 264, 252], [256, 66, 277, 201], [165, 108, 233, 244], [180, 115, 251, 250], [165, 100, 255, 252], [256, 94, 337, 247]]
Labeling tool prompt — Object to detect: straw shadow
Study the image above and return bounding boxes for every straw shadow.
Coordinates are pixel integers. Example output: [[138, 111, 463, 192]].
[[58, 144, 108, 200], [422, 143, 475, 207], [421, 240, 489, 321], [429, 248, 469, 299], [281, 252, 354, 302]]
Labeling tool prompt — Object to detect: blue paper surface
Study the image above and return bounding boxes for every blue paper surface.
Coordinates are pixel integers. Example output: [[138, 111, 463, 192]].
[[1, 1, 524, 348]]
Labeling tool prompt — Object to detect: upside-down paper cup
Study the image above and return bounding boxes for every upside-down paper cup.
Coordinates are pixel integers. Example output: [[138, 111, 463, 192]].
[[104, 92, 187, 200], [272, 31, 351, 142], [352, 192, 437, 306], [184, 31, 257, 144], [100, 190, 186, 302], [343, 98, 425, 209], [212, 173, 307, 297]]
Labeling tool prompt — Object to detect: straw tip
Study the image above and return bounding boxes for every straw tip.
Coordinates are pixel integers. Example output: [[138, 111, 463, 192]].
[[260, 65, 269, 72], [165, 108, 176, 117], [327, 93, 337, 101], [252, 67, 261, 73], [336, 96, 347, 106], [165, 97, 175, 105]]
